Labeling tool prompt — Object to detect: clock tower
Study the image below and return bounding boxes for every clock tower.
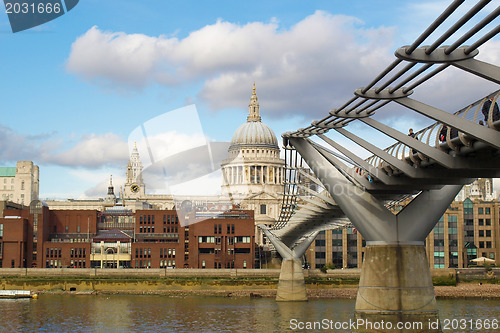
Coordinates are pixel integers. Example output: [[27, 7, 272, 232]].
[[123, 142, 146, 198]]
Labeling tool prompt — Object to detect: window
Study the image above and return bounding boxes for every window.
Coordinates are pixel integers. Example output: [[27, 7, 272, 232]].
[[479, 230, 484, 237], [315, 252, 326, 259], [479, 219, 484, 226], [315, 239, 326, 246], [235, 236, 250, 243], [199, 236, 215, 243], [478, 207, 484, 214], [486, 219, 491, 226], [434, 239, 444, 247], [332, 239, 342, 247], [65, 226, 69, 233], [464, 199, 473, 214], [485, 207, 491, 215], [0, 224, 2, 237], [486, 241, 492, 248], [486, 230, 491, 237], [260, 205, 266, 215], [77, 225, 80, 233], [479, 241, 484, 248]]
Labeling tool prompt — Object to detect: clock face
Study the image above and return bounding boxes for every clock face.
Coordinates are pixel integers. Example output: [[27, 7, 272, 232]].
[[131, 184, 140, 193]]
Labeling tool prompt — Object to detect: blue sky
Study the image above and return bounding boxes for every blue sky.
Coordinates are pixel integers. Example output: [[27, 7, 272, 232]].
[[0, 1, 498, 199]]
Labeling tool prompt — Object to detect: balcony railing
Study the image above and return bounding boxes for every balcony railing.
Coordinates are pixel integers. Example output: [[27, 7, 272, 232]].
[[49, 233, 95, 243]]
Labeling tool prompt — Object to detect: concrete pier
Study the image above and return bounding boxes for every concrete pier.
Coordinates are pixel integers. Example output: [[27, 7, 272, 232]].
[[276, 259, 307, 301], [355, 244, 441, 333]]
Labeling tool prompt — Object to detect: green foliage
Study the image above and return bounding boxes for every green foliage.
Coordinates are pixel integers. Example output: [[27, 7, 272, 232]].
[[319, 263, 336, 273], [432, 276, 457, 286]]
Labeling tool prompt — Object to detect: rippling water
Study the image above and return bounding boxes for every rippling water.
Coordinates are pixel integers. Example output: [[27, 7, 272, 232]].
[[0, 295, 498, 332]]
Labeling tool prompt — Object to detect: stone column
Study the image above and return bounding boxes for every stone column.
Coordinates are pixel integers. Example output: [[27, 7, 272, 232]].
[[276, 259, 307, 301], [355, 244, 440, 333]]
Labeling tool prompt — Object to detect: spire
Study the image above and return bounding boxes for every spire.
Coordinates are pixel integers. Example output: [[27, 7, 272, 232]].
[[247, 82, 261, 122], [107, 175, 115, 195]]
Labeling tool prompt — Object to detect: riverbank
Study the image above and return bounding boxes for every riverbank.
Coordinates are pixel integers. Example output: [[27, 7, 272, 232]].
[[22, 283, 500, 300], [1, 268, 498, 299]]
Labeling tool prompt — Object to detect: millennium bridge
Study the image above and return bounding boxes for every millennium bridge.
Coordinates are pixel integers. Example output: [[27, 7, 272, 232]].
[[261, 1, 500, 332]]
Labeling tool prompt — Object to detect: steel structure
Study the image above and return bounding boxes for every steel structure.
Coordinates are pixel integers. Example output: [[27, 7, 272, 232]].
[[264, 2, 500, 330]]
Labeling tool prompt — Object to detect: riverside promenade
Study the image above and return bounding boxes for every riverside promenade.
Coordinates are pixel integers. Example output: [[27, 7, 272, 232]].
[[0, 268, 498, 299]]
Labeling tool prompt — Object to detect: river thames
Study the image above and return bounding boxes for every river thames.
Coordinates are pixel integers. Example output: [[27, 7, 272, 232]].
[[0, 295, 498, 332]]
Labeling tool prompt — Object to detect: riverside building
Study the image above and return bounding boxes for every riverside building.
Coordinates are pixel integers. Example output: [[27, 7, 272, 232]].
[[305, 192, 499, 270], [0, 199, 255, 269]]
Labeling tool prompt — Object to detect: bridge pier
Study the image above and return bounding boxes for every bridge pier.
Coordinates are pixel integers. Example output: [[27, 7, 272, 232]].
[[260, 227, 318, 301], [355, 244, 440, 333], [276, 259, 307, 301]]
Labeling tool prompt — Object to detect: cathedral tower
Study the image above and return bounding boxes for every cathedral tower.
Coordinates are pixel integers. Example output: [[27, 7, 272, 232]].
[[123, 143, 146, 198]]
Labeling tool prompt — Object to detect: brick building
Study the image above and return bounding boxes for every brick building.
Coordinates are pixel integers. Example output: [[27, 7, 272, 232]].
[[0, 201, 255, 269]]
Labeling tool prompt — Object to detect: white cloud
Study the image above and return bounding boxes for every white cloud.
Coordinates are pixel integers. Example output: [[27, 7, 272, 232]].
[[42, 133, 129, 168], [66, 11, 395, 119], [66, 8, 500, 123]]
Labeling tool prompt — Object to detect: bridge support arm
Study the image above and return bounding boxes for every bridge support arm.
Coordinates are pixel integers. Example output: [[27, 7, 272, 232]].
[[259, 226, 315, 301], [453, 58, 500, 84], [396, 97, 500, 149]]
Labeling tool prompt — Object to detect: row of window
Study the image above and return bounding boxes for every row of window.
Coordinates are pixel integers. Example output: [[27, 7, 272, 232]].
[[46, 248, 61, 258], [315, 239, 359, 247], [212, 224, 235, 234], [135, 248, 151, 258], [198, 236, 251, 244], [139, 215, 179, 225], [134, 259, 177, 268], [160, 248, 175, 258], [200, 260, 247, 268], [71, 248, 86, 258], [138, 226, 179, 233]]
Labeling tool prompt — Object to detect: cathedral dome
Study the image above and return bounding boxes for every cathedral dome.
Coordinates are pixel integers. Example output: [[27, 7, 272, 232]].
[[230, 121, 278, 148], [229, 83, 279, 150]]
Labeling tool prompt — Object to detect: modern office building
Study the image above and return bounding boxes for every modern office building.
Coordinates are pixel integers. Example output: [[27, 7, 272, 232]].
[[305, 195, 499, 269]]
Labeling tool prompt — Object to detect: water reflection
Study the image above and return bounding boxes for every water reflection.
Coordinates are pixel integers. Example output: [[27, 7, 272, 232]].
[[0, 296, 497, 332]]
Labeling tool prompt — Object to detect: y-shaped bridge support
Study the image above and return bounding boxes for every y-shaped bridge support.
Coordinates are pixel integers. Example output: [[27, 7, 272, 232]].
[[261, 227, 319, 301], [290, 137, 462, 332]]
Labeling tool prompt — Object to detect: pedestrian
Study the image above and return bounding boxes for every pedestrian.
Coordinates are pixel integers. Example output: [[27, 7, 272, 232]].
[[482, 96, 500, 122], [408, 128, 417, 154], [439, 125, 447, 142]]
